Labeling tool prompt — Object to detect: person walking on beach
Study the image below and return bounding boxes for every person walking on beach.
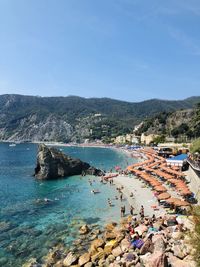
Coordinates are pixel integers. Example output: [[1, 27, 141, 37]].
[[121, 206, 125, 217], [120, 193, 123, 201], [140, 205, 144, 219], [130, 205, 134, 216]]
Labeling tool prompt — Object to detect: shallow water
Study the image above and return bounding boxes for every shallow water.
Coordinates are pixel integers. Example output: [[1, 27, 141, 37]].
[[0, 143, 136, 266]]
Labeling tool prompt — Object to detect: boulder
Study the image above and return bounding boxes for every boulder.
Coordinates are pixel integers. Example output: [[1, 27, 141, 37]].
[[84, 262, 93, 267], [104, 231, 116, 240], [106, 254, 115, 263], [140, 253, 152, 266], [78, 253, 90, 266], [34, 144, 104, 179], [104, 239, 119, 254], [112, 246, 123, 257], [171, 231, 183, 240], [120, 238, 130, 252], [98, 258, 106, 266], [140, 238, 154, 255], [22, 258, 38, 267], [109, 263, 121, 267], [168, 253, 195, 267], [97, 247, 104, 252], [63, 252, 78, 267], [54, 261, 63, 267], [105, 222, 117, 232], [91, 251, 105, 263], [90, 238, 104, 250], [147, 251, 168, 267], [152, 235, 166, 252], [172, 244, 187, 259], [104, 227, 124, 241], [79, 224, 90, 235], [184, 255, 196, 267]]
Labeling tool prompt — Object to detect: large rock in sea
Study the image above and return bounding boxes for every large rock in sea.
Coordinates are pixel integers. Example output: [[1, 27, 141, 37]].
[[34, 144, 104, 179]]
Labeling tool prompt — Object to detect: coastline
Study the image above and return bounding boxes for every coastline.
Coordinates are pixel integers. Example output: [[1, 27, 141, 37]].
[[1, 142, 196, 266], [113, 174, 166, 217]]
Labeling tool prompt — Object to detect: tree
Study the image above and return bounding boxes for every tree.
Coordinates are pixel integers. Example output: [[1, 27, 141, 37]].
[[190, 138, 200, 154], [171, 123, 189, 138], [152, 135, 166, 145]]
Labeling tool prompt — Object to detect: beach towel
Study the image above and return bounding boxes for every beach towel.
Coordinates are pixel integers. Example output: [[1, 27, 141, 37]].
[[131, 239, 144, 249]]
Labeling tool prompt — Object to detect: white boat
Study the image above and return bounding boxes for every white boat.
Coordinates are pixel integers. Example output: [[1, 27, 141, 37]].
[[91, 189, 100, 194], [9, 143, 16, 147]]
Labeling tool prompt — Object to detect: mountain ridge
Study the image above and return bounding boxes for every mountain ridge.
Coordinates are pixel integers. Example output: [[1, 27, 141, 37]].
[[0, 94, 200, 142]]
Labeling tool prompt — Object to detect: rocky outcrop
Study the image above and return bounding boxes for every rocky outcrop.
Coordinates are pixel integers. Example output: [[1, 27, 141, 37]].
[[34, 144, 104, 179], [23, 214, 196, 267]]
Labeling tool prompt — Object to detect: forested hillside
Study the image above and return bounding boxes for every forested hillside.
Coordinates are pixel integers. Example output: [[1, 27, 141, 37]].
[[136, 103, 200, 142], [0, 94, 199, 142]]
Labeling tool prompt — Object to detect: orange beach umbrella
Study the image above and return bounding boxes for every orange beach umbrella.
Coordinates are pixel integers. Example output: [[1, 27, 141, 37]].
[[157, 192, 171, 200], [166, 197, 181, 204], [173, 200, 190, 207], [154, 186, 167, 192]]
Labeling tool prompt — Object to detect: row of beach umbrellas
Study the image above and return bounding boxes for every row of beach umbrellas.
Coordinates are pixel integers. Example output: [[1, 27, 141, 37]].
[[127, 149, 191, 207]]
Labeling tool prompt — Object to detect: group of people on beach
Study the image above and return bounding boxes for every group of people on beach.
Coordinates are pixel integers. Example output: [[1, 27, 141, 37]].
[[88, 173, 139, 219], [126, 211, 185, 251]]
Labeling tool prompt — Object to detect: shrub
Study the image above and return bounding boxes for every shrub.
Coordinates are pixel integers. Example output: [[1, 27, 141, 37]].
[[190, 138, 200, 154]]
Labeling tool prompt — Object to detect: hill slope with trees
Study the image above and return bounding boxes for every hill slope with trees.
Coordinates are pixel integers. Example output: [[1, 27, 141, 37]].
[[0, 94, 200, 142]]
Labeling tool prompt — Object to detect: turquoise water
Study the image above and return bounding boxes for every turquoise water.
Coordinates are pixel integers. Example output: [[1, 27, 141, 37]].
[[0, 143, 135, 266]]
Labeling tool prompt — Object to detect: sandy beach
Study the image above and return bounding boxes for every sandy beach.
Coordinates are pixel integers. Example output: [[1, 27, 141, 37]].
[[112, 174, 167, 217]]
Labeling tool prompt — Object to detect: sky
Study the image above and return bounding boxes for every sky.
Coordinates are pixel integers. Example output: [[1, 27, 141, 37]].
[[0, 0, 200, 102]]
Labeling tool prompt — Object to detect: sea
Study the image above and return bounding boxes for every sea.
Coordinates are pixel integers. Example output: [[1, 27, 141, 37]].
[[0, 143, 136, 266]]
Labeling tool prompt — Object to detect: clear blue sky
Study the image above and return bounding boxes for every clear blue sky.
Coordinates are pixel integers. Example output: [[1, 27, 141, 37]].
[[0, 0, 200, 101]]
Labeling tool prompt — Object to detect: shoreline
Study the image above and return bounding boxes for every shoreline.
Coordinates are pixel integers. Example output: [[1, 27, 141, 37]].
[[112, 174, 166, 217], [1, 142, 196, 266]]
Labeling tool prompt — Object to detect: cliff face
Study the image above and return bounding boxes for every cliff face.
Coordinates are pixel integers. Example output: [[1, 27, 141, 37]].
[[34, 144, 104, 179], [136, 107, 200, 141], [143, 109, 194, 135], [166, 109, 195, 131]]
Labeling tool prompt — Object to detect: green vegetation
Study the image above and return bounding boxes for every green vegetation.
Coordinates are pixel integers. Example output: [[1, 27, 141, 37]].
[[0, 94, 200, 142], [137, 102, 200, 143], [191, 206, 200, 266], [152, 135, 166, 144], [171, 123, 189, 138], [190, 138, 200, 154], [192, 102, 200, 138]]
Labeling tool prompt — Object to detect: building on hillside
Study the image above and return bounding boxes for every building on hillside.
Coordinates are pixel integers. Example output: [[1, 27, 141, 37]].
[[114, 134, 139, 144], [141, 133, 159, 145], [115, 135, 126, 144], [125, 134, 139, 144], [131, 136, 139, 144]]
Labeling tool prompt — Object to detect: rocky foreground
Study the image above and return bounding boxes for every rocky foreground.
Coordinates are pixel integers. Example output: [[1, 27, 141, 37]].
[[34, 144, 104, 179], [23, 213, 196, 267]]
